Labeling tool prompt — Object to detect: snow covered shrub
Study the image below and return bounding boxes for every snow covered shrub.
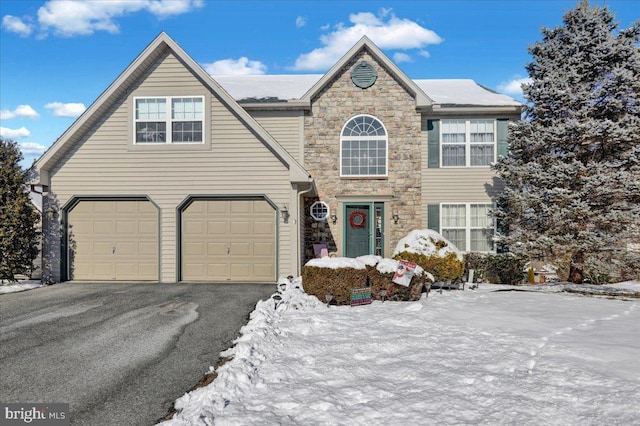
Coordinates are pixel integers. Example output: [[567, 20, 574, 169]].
[[393, 230, 464, 282], [358, 256, 432, 302], [486, 254, 528, 285], [302, 258, 368, 305]]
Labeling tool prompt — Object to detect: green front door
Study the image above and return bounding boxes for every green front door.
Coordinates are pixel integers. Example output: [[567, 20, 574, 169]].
[[344, 203, 384, 258]]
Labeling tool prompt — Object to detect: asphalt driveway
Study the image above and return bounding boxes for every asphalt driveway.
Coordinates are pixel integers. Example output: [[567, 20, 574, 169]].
[[0, 282, 275, 425]]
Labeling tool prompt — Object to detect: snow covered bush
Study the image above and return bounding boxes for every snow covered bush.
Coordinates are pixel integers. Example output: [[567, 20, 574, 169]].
[[358, 255, 432, 302], [302, 258, 368, 305], [393, 230, 464, 282], [301, 256, 432, 305]]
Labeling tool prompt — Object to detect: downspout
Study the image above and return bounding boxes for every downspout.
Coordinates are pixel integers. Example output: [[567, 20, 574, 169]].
[[296, 183, 314, 275]]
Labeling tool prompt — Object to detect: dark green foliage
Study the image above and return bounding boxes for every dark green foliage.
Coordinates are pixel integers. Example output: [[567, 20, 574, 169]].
[[492, 1, 640, 283], [0, 138, 39, 282], [486, 254, 528, 286], [464, 253, 490, 282]]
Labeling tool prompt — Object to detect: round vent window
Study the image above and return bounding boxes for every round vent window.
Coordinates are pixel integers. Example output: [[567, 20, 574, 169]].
[[351, 61, 377, 89], [310, 201, 330, 221]]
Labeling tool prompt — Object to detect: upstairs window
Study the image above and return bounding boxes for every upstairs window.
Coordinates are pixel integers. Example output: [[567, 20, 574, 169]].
[[340, 115, 388, 177], [135, 96, 204, 144], [441, 119, 495, 167]]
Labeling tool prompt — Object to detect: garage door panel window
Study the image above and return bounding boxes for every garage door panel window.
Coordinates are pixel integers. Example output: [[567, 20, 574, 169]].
[[135, 96, 204, 144]]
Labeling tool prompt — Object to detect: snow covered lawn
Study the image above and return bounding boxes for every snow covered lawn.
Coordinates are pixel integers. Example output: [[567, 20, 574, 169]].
[[163, 280, 640, 425]]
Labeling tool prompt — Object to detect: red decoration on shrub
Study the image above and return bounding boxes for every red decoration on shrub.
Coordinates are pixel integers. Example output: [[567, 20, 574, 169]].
[[349, 211, 367, 228]]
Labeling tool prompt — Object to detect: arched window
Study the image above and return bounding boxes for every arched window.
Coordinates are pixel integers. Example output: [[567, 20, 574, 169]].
[[340, 115, 388, 177]]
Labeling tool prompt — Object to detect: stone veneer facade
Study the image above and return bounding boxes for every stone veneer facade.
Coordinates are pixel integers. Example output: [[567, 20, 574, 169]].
[[303, 49, 423, 262]]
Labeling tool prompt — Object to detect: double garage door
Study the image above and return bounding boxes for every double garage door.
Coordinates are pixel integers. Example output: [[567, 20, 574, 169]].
[[67, 198, 276, 282]]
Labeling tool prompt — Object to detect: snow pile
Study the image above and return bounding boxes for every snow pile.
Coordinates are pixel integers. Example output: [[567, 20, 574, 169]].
[[304, 255, 432, 281], [0, 280, 42, 294], [392, 229, 463, 260], [162, 280, 640, 425], [304, 257, 366, 270]]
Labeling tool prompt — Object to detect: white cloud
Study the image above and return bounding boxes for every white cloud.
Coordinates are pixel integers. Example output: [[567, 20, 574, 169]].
[[19, 142, 47, 156], [1, 15, 34, 37], [0, 105, 40, 120], [497, 76, 532, 96], [0, 109, 15, 120], [0, 126, 31, 139], [32, 0, 203, 37], [293, 11, 443, 71], [393, 52, 412, 63], [296, 16, 307, 28], [203, 57, 267, 75], [45, 102, 86, 118]]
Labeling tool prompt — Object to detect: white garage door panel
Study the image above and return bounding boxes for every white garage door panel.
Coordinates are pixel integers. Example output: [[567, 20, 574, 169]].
[[182, 199, 276, 282], [68, 200, 159, 281]]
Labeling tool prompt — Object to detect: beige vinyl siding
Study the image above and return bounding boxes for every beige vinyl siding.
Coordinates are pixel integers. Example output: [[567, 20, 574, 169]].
[[46, 50, 294, 283], [420, 115, 503, 229], [250, 111, 304, 163]]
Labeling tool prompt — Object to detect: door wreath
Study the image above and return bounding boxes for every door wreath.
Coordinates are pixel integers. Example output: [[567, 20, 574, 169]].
[[349, 211, 367, 228]]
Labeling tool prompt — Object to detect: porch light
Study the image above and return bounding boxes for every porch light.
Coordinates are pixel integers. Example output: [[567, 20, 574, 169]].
[[330, 214, 338, 224], [281, 205, 289, 223], [392, 212, 399, 224]]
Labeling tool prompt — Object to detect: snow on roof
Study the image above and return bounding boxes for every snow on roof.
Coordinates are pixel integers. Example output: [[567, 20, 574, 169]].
[[414, 79, 522, 106], [212, 75, 521, 106], [213, 75, 323, 101], [393, 229, 463, 260]]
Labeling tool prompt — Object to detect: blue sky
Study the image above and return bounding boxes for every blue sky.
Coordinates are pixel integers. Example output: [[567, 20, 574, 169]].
[[1, 0, 638, 167]]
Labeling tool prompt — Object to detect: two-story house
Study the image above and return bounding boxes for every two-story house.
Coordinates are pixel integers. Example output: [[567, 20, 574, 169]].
[[32, 33, 522, 284]]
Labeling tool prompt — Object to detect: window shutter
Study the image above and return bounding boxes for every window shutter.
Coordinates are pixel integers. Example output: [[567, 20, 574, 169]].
[[497, 119, 509, 157], [427, 119, 440, 168], [427, 204, 439, 231]]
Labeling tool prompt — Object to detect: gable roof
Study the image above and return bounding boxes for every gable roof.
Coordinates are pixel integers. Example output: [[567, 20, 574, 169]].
[[33, 32, 311, 185], [299, 36, 432, 108]]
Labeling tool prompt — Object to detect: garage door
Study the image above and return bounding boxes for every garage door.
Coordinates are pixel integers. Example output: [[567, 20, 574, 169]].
[[181, 199, 276, 282], [67, 200, 158, 281]]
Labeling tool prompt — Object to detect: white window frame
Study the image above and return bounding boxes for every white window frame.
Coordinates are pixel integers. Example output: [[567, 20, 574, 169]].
[[134, 96, 205, 145], [340, 114, 388, 178], [440, 202, 496, 253], [310, 201, 330, 221], [440, 119, 496, 168]]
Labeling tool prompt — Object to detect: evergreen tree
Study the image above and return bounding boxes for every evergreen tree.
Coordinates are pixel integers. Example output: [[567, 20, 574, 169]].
[[493, 1, 640, 283], [0, 137, 39, 282]]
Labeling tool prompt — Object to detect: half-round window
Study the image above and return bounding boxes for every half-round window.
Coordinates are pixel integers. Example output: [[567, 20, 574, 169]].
[[340, 115, 388, 177], [310, 201, 330, 221]]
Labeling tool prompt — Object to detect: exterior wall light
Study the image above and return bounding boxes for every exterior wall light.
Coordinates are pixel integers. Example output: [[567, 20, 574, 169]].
[[392, 213, 399, 224], [330, 214, 338, 224], [281, 205, 289, 223]]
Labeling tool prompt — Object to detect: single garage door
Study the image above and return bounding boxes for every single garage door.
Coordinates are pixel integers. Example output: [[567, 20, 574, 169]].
[[182, 199, 276, 282], [67, 200, 158, 281]]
